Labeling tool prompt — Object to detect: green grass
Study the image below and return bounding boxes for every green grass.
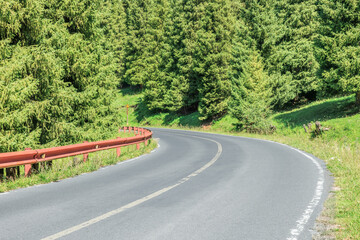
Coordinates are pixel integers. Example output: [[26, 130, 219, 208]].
[[0, 137, 157, 193], [273, 95, 357, 127], [272, 95, 360, 145], [116, 88, 359, 239]]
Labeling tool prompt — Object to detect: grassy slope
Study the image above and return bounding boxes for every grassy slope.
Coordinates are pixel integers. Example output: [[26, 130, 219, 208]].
[[122, 88, 359, 239]]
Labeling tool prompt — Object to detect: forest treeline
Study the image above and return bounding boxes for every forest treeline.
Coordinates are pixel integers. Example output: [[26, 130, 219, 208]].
[[1, 0, 360, 151]]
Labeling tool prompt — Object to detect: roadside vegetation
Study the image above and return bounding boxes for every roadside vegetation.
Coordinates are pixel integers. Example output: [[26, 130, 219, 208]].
[[0, 137, 157, 193]]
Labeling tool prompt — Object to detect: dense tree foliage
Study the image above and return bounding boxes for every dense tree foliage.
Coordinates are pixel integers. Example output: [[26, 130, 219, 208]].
[[1, 0, 360, 148], [137, 0, 360, 129], [317, 0, 360, 104], [0, 0, 124, 151], [230, 49, 273, 132]]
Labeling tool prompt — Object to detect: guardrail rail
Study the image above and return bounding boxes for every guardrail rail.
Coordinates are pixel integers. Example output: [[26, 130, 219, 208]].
[[0, 126, 152, 179]]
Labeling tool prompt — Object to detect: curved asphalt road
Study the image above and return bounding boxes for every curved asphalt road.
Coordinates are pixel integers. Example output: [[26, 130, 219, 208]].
[[0, 128, 331, 240]]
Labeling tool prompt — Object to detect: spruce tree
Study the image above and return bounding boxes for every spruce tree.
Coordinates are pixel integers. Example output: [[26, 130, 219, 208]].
[[123, 0, 165, 88], [0, 0, 124, 151], [270, 0, 320, 102], [318, 0, 360, 105], [143, 0, 236, 119], [142, 0, 177, 111], [196, 0, 235, 120], [230, 47, 273, 133], [241, 0, 320, 107], [161, 0, 235, 120]]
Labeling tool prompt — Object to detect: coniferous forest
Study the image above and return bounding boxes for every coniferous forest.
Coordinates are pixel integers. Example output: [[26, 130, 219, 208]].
[[1, 0, 360, 151]]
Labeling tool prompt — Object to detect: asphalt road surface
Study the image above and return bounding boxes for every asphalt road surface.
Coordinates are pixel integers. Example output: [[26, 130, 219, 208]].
[[0, 128, 332, 240]]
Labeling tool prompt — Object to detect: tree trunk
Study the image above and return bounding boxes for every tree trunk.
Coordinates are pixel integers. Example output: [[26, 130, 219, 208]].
[[356, 91, 360, 106]]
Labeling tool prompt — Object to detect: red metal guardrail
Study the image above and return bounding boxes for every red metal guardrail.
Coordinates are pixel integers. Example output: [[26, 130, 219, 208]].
[[0, 126, 152, 178]]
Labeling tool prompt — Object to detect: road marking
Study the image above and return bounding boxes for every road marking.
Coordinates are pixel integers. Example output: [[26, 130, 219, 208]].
[[286, 148, 324, 240], [250, 137, 324, 240], [155, 129, 326, 239], [42, 136, 222, 240]]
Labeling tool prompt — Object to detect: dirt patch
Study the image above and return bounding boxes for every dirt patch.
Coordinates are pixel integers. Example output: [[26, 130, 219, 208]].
[[313, 187, 340, 240]]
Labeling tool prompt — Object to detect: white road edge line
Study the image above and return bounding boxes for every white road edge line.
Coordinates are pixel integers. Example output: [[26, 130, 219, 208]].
[[42, 136, 222, 240], [249, 137, 324, 240], [154, 128, 326, 239], [286, 147, 324, 240]]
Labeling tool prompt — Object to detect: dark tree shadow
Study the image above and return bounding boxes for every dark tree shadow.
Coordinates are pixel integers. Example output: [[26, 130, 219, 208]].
[[273, 95, 358, 128], [178, 112, 202, 127], [134, 100, 154, 124], [119, 87, 142, 96], [134, 99, 202, 127]]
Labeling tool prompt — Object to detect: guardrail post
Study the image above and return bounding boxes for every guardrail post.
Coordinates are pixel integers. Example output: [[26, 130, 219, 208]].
[[24, 148, 32, 177], [116, 137, 121, 157], [145, 130, 148, 145], [24, 164, 32, 177], [136, 134, 140, 150], [128, 126, 131, 133], [123, 126, 126, 133], [83, 141, 88, 162]]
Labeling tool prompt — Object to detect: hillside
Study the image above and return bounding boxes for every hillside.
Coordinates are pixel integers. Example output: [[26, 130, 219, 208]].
[[2, 0, 360, 152], [121, 88, 359, 143]]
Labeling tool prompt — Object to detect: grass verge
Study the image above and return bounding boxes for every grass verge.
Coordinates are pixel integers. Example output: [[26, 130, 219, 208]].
[[0, 139, 157, 193]]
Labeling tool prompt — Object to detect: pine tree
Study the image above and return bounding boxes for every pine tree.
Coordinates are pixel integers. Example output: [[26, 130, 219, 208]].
[[317, 0, 360, 105], [230, 48, 273, 133], [139, 0, 179, 112], [96, 0, 127, 81], [161, 0, 235, 120], [0, 0, 124, 151], [196, 0, 235, 120], [123, 0, 163, 88], [143, 0, 236, 119], [270, 0, 320, 102], [241, 0, 320, 107]]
